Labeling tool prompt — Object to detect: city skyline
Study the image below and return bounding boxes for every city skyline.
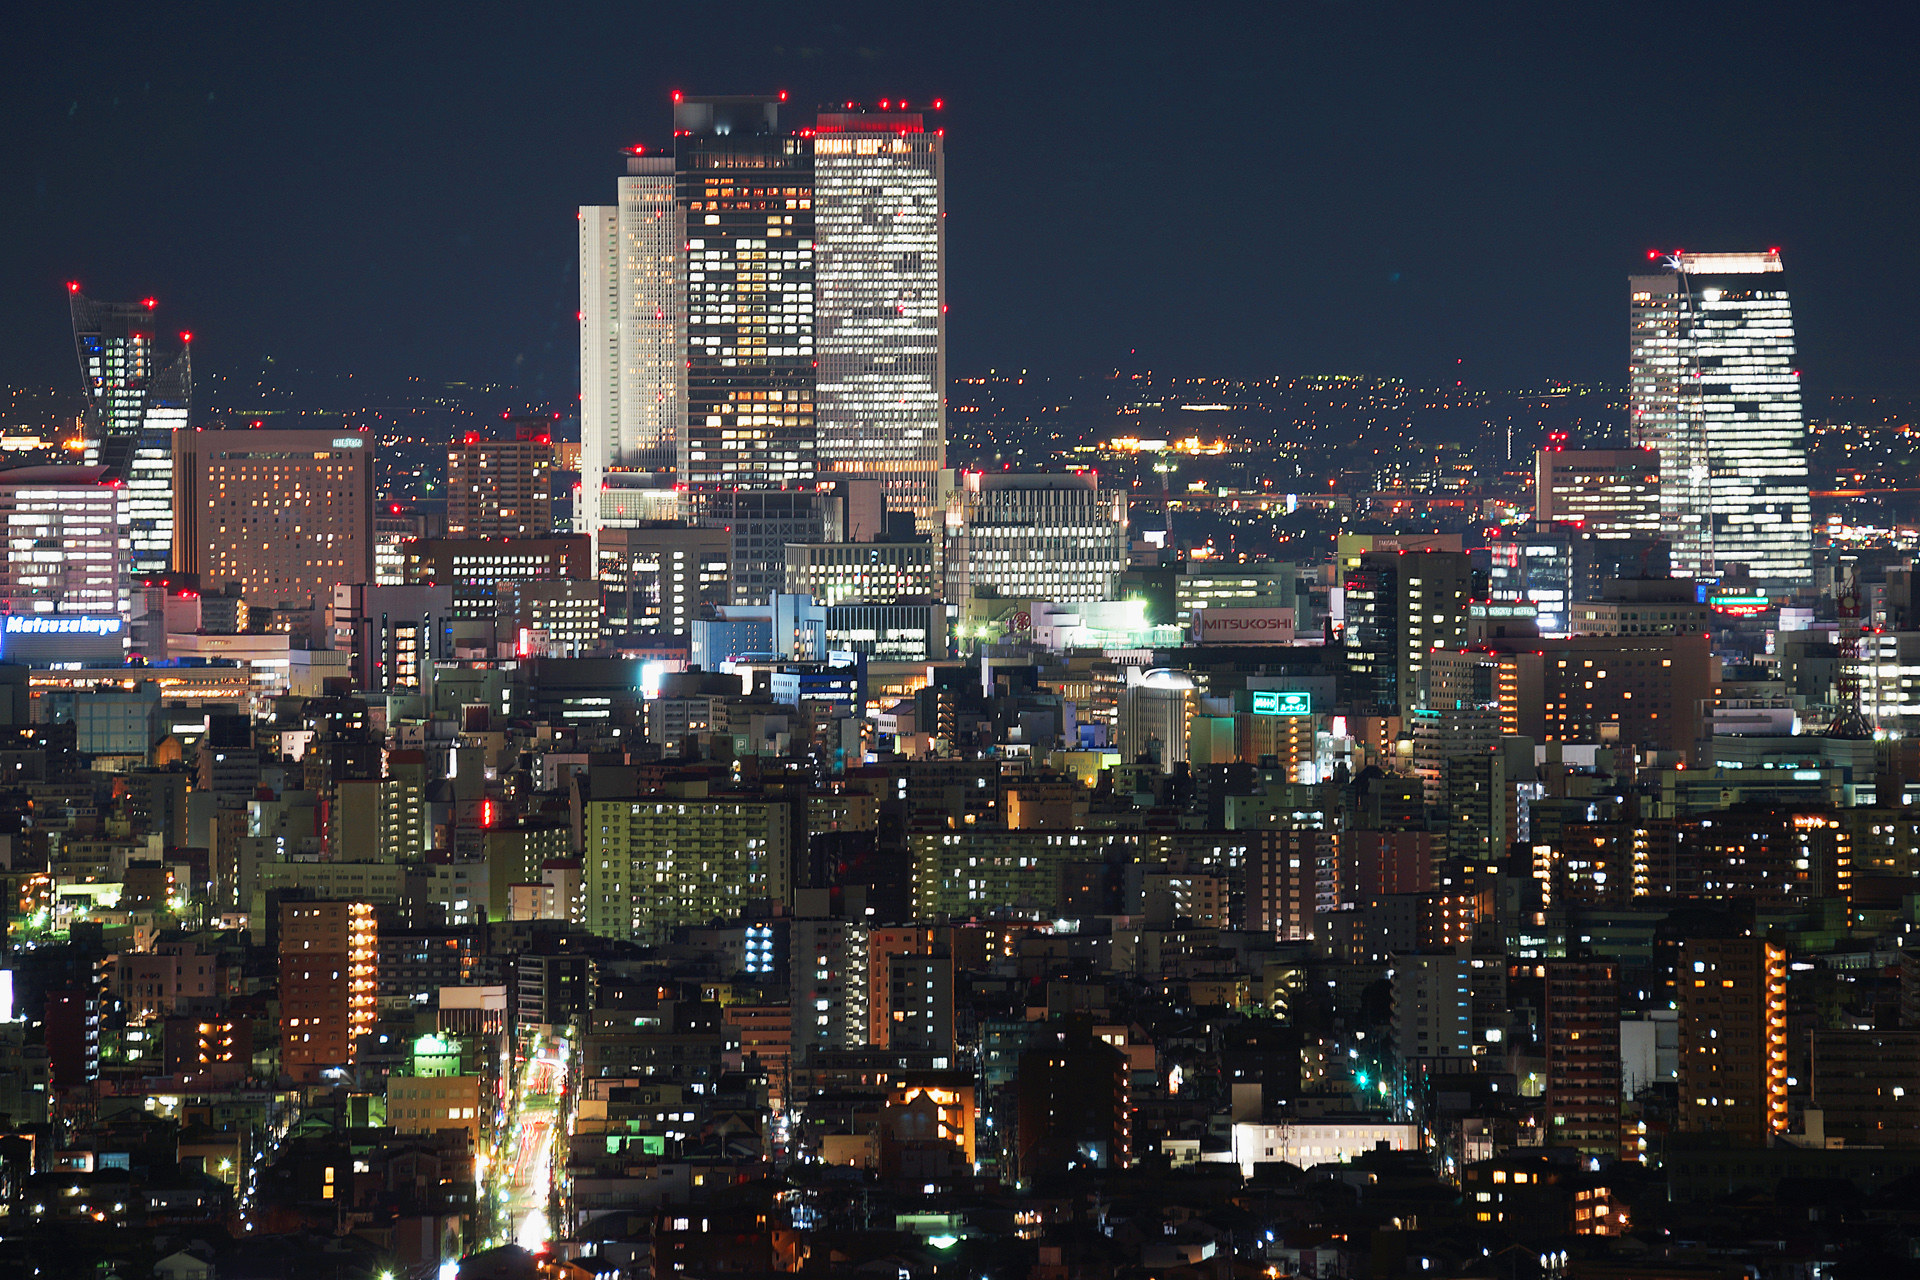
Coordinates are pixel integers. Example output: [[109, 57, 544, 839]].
[[10, 11, 1920, 1280], [2, 4, 1916, 403]]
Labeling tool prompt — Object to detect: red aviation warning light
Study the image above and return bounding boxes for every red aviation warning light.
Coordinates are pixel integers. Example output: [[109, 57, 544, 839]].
[[671, 90, 683, 103], [142, 297, 157, 310], [180, 332, 192, 343], [66, 281, 80, 293]]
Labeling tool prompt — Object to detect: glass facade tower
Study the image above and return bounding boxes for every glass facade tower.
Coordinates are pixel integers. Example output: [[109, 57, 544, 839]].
[[1629, 250, 1811, 590], [813, 106, 946, 527], [675, 95, 816, 489], [68, 288, 191, 580]]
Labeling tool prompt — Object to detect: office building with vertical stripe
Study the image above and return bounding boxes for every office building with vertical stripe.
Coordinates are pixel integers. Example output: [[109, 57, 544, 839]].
[[578, 148, 682, 540], [813, 103, 946, 526], [1629, 250, 1811, 589]]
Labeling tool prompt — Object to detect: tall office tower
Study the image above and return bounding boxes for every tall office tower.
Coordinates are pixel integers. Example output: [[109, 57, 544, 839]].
[[278, 899, 377, 1083], [813, 104, 946, 525], [173, 427, 375, 609], [942, 472, 1130, 605], [67, 288, 192, 579], [676, 94, 816, 488], [1534, 447, 1662, 538], [1629, 250, 1812, 589], [447, 423, 554, 537], [1544, 961, 1622, 1160], [579, 147, 682, 540], [1344, 549, 1473, 717], [1677, 937, 1788, 1147]]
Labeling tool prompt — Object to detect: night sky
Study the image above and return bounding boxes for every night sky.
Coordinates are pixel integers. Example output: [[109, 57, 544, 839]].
[[3, 2, 1915, 406]]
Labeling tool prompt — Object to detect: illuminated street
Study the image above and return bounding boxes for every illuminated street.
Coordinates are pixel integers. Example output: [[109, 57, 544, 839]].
[[495, 1036, 568, 1254]]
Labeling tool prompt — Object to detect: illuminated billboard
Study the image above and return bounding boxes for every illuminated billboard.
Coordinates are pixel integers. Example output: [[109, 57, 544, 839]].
[[1251, 691, 1312, 717]]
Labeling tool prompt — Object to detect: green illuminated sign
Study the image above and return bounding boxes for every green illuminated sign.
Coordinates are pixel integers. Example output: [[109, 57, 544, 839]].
[[1251, 691, 1311, 717]]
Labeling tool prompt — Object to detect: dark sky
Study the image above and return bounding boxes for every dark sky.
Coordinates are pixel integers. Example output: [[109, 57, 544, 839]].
[[3, 1, 1916, 405]]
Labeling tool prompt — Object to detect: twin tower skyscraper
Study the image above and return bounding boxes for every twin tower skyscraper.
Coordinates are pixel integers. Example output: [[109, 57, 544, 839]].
[[579, 93, 946, 537]]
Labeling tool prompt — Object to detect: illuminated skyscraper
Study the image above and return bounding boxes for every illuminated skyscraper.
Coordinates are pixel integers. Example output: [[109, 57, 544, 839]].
[[578, 92, 947, 561], [675, 94, 816, 488], [578, 148, 681, 539], [67, 287, 191, 579], [1629, 250, 1811, 590], [813, 103, 946, 526]]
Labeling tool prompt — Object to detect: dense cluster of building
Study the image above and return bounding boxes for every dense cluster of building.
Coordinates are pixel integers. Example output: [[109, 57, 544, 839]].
[[5, 93, 1918, 1280]]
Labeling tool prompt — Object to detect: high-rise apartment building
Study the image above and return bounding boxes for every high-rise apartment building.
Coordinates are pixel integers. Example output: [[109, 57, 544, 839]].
[[68, 287, 191, 579], [1391, 953, 1475, 1067], [581, 791, 793, 944], [1809, 1029, 1920, 1147], [814, 104, 946, 525], [791, 917, 870, 1060], [1544, 961, 1622, 1160], [1677, 937, 1788, 1146], [447, 423, 554, 538], [278, 899, 377, 1082], [1534, 447, 1661, 538], [867, 926, 935, 1047], [173, 427, 374, 609], [888, 949, 956, 1057], [1629, 250, 1811, 589], [1243, 825, 1335, 941]]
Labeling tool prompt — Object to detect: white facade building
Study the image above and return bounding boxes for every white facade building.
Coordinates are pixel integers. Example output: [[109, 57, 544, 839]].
[[943, 472, 1129, 605], [814, 107, 946, 527], [579, 153, 682, 540], [1229, 1119, 1421, 1176], [1629, 250, 1812, 589]]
